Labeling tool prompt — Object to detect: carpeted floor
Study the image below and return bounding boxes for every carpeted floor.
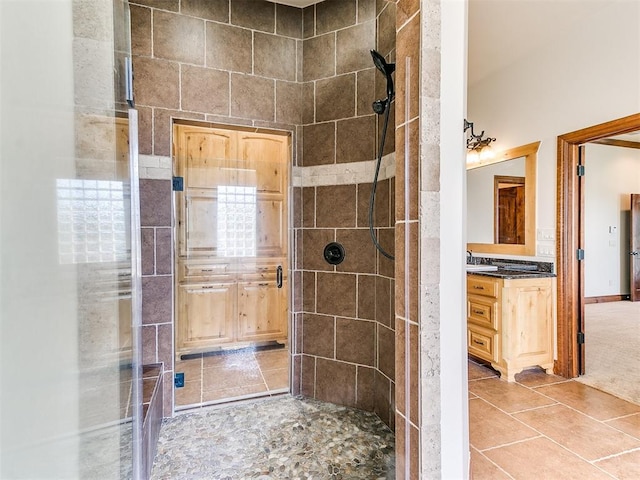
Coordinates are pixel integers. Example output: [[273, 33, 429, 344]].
[[577, 301, 640, 405]]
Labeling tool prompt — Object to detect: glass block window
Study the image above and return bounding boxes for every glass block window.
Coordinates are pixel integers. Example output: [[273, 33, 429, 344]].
[[56, 179, 128, 264], [217, 185, 256, 257]]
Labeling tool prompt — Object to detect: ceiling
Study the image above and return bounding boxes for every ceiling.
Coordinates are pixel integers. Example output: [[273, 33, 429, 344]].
[[467, 0, 613, 86], [265, 0, 324, 7]]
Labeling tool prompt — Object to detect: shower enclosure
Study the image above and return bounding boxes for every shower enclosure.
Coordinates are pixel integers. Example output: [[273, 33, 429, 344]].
[[0, 0, 144, 478]]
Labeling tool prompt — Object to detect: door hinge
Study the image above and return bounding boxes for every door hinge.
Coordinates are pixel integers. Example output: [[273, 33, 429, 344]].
[[125, 56, 134, 107], [577, 165, 585, 176], [172, 176, 184, 191], [577, 331, 585, 344], [576, 248, 585, 260]]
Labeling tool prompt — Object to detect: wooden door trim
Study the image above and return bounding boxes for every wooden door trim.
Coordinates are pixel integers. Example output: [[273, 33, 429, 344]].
[[556, 112, 640, 378], [631, 193, 640, 302]]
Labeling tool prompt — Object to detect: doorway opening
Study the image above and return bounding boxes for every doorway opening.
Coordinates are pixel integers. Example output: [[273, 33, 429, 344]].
[[494, 175, 525, 244], [172, 122, 291, 408], [556, 112, 640, 383]]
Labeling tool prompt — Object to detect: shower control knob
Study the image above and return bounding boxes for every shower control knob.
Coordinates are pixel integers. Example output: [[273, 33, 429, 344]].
[[324, 242, 345, 265]]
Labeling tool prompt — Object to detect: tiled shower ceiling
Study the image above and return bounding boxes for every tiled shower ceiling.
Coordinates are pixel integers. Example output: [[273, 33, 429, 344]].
[[266, 0, 324, 7]]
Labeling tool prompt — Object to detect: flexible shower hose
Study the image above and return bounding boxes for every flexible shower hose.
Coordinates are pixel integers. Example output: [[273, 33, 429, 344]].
[[369, 100, 395, 261]]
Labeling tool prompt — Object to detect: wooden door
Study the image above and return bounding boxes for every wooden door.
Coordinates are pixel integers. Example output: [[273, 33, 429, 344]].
[[494, 176, 525, 244], [631, 193, 640, 301], [174, 124, 289, 356]]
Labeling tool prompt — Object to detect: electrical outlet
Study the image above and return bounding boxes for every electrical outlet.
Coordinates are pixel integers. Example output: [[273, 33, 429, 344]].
[[542, 229, 555, 241], [174, 372, 185, 388], [537, 245, 554, 257]]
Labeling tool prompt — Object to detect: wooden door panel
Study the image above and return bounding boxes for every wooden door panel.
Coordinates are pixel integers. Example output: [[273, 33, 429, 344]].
[[256, 198, 285, 254], [237, 280, 287, 341], [239, 133, 288, 194], [184, 193, 218, 254], [631, 193, 640, 301], [180, 128, 236, 187], [177, 283, 236, 350]]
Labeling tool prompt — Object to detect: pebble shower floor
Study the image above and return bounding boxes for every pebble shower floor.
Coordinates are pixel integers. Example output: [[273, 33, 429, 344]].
[[150, 395, 395, 479]]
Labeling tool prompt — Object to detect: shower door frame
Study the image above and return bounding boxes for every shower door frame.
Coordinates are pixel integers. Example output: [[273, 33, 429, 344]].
[[172, 121, 292, 360]]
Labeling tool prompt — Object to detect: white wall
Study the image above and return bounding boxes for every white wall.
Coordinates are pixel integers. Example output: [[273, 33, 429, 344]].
[[468, 0, 640, 261], [584, 144, 640, 297], [438, 0, 470, 477]]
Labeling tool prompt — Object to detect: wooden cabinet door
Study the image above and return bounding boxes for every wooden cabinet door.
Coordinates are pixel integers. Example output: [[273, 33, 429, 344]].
[[177, 282, 237, 351], [501, 281, 554, 365], [237, 131, 288, 258], [237, 277, 287, 342]]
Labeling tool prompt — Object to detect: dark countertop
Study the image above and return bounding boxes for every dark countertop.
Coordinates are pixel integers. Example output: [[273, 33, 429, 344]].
[[468, 269, 556, 279]]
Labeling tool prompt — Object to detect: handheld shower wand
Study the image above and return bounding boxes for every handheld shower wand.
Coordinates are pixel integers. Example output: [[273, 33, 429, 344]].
[[370, 49, 395, 102]]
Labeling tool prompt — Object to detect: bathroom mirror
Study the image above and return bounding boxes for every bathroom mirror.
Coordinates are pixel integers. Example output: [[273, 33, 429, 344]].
[[467, 141, 540, 256]]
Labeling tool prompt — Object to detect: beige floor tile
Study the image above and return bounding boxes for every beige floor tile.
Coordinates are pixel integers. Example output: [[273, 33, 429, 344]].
[[606, 413, 640, 440], [515, 367, 568, 388], [202, 384, 267, 403], [470, 447, 512, 480], [203, 351, 256, 369], [175, 358, 203, 382], [203, 364, 264, 391], [483, 437, 614, 480], [595, 449, 640, 479], [535, 381, 640, 421], [469, 378, 556, 413], [469, 398, 538, 450], [255, 349, 289, 370], [262, 367, 288, 390], [468, 360, 499, 381], [175, 380, 201, 406], [514, 404, 640, 461]]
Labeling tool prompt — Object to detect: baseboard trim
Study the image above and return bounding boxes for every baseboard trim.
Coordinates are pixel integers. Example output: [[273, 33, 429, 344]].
[[584, 294, 630, 304]]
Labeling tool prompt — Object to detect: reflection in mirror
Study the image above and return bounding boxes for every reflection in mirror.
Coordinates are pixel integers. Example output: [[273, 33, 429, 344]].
[[467, 142, 540, 256], [495, 175, 525, 244]]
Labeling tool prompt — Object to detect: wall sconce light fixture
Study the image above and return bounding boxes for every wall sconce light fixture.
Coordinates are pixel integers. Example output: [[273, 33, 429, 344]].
[[464, 119, 496, 163]]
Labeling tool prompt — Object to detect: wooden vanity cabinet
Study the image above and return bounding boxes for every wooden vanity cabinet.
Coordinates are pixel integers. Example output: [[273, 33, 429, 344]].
[[467, 274, 556, 381]]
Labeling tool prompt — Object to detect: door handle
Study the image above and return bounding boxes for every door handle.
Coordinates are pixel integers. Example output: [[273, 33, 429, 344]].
[[630, 251, 639, 256], [276, 265, 283, 288]]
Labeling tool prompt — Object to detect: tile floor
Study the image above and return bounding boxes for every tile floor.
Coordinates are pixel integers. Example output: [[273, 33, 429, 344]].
[[154, 356, 640, 478], [150, 395, 395, 479], [174, 348, 289, 409], [469, 359, 640, 479]]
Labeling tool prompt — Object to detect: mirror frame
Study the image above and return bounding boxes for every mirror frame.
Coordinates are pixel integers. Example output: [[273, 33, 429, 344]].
[[467, 141, 540, 256]]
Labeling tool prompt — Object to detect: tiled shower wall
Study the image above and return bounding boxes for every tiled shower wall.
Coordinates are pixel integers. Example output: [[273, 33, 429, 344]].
[[395, 0, 423, 477], [131, 0, 397, 422], [291, 0, 397, 429], [131, 0, 304, 416]]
